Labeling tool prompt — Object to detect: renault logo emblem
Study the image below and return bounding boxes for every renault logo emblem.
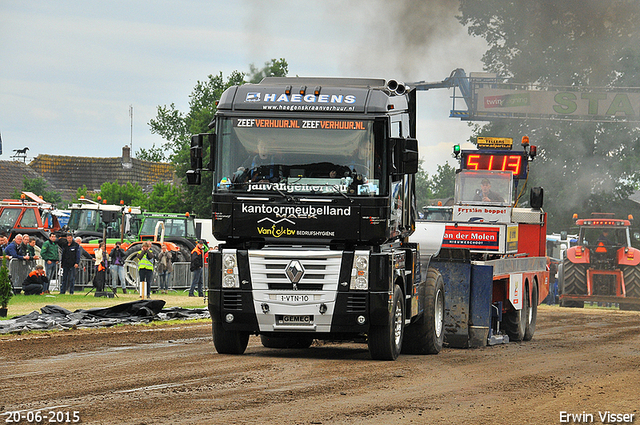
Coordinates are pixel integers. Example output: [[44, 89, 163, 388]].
[[285, 260, 305, 286]]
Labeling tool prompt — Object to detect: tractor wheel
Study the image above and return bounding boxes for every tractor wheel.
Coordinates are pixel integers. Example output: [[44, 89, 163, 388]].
[[260, 333, 314, 349], [368, 284, 405, 360], [402, 268, 445, 355], [123, 243, 161, 288], [212, 320, 249, 354], [178, 246, 191, 263], [559, 259, 586, 308], [32, 236, 45, 248], [524, 283, 538, 341], [504, 283, 530, 342], [620, 266, 640, 311]]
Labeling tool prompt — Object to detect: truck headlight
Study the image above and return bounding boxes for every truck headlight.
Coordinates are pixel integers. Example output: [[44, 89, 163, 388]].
[[221, 250, 240, 288], [223, 254, 236, 268], [350, 251, 369, 290]]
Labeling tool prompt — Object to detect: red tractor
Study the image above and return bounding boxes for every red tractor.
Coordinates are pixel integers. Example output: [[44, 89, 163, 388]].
[[559, 213, 640, 310]]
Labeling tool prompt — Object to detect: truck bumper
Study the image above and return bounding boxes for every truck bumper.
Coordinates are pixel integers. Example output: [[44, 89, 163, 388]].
[[209, 289, 388, 335]]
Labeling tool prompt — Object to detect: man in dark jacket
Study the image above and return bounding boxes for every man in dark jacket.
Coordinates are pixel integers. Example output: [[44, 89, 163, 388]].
[[109, 242, 127, 294], [58, 234, 80, 295], [4, 234, 31, 261], [23, 264, 49, 295], [189, 240, 206, 297]]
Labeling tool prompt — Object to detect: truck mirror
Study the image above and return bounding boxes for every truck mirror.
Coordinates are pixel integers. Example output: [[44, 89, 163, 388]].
[[530, 187, 544, 209], [403, 138, 419, 174], [190, 134, 203, 170], [101, 210, 119, 223], [560, 230, 568, 240], [390, 137, 419, 175], [208, 133, 216, 172], [186, 170, 201, 185]]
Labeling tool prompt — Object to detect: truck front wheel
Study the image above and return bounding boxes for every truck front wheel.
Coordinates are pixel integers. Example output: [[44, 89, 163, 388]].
[[212, 321, 249, 354], [368, 284, 404, 361], [402, 268, 445, 355]]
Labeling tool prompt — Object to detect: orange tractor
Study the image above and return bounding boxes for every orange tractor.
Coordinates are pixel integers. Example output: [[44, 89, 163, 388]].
[[559, 213, 640, 310]]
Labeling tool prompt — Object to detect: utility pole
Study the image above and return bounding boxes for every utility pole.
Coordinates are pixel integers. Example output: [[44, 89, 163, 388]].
[[129, 105, 134, 155]]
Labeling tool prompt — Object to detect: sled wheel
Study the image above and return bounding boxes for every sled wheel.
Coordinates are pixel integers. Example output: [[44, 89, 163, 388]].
[[524, 283, 538, 341], [504, 282, 530, 341]]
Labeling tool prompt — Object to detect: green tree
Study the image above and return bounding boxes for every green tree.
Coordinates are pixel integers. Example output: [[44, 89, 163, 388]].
[[12, 176, 63, 205], [248, 58, 289, 83], [414, 161, 433, 210], [145, 181, 189, 213], [430, 162, 456, 200], [458, 1, 640, 231], [97, 181, 146, 206], [145, 59, 289, 217], [415, 162, 456, 210]]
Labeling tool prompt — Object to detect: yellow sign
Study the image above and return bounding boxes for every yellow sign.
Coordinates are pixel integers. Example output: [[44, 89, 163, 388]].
[[477, 137, 513, 149], [507, 224, 518, 252]]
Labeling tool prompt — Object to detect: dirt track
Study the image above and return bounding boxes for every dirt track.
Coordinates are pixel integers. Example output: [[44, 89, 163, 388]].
[[1, 306, 639, 425]]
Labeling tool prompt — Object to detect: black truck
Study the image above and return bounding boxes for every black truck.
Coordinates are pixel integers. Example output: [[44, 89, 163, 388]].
[[188, 77, 447, 360]]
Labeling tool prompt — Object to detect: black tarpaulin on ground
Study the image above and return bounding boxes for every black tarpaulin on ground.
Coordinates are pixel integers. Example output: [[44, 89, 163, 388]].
[[0, 300, 210, 334]]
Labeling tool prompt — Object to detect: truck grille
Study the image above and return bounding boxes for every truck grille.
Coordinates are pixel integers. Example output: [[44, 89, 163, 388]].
[[346, 294, 367, 313], [222, 292, 243, 310], [248, 250, 342, 291]]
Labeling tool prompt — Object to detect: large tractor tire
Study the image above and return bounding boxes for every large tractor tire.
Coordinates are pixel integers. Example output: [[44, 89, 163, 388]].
[[402, 268, 445, 355], [177, 246, 191, 263], [559, 259, 586, 308], [123, 243, 161, 288], [620, 265, 640, 311], [504, 282, 530, 342], [212, 320, 249, 354], [523, 283, 538, 341], [260, 333, 314, 349], [368, 284, 405, 361]]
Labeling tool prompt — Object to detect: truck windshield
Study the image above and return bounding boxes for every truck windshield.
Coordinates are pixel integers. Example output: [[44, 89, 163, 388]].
[[454, 170, 513, 206], [68, 209, 100, 232], [140, 217, 197, 239], [0, 208, 21, 230], [215, 117, 383, 196]]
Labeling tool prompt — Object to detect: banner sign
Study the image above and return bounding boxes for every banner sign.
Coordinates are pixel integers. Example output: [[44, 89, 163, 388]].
[[472, 85, 640, 122], [234, 118, 366, 130], [443, 225, 501, 251]]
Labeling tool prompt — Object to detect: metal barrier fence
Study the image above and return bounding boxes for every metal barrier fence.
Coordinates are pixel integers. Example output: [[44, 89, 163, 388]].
[[8, 258, 208, 294]]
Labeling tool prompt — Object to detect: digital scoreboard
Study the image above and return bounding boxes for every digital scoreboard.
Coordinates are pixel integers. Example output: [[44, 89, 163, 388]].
[[460, 150, 528, 179]]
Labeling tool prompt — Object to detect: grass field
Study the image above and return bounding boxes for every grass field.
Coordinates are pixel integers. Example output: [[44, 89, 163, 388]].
[[1, 289, 209, 319]]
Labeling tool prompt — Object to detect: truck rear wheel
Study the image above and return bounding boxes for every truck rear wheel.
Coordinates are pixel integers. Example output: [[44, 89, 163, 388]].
[[402, 268, 444, 355], [560, 259, 586, 308], [523, 283, 538, 341], [260, 333, 314, 349], [212, 320, 249, 354], [368, 284, 404, 361], [620, 266, 640, 311], [504, 284, 530, 342]]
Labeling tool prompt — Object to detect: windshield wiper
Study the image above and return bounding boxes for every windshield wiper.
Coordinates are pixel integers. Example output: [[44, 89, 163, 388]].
[[331, 184, 352, 202]]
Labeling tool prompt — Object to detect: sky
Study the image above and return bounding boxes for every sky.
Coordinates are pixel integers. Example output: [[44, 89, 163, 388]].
[[0, 0, 487, 175]]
